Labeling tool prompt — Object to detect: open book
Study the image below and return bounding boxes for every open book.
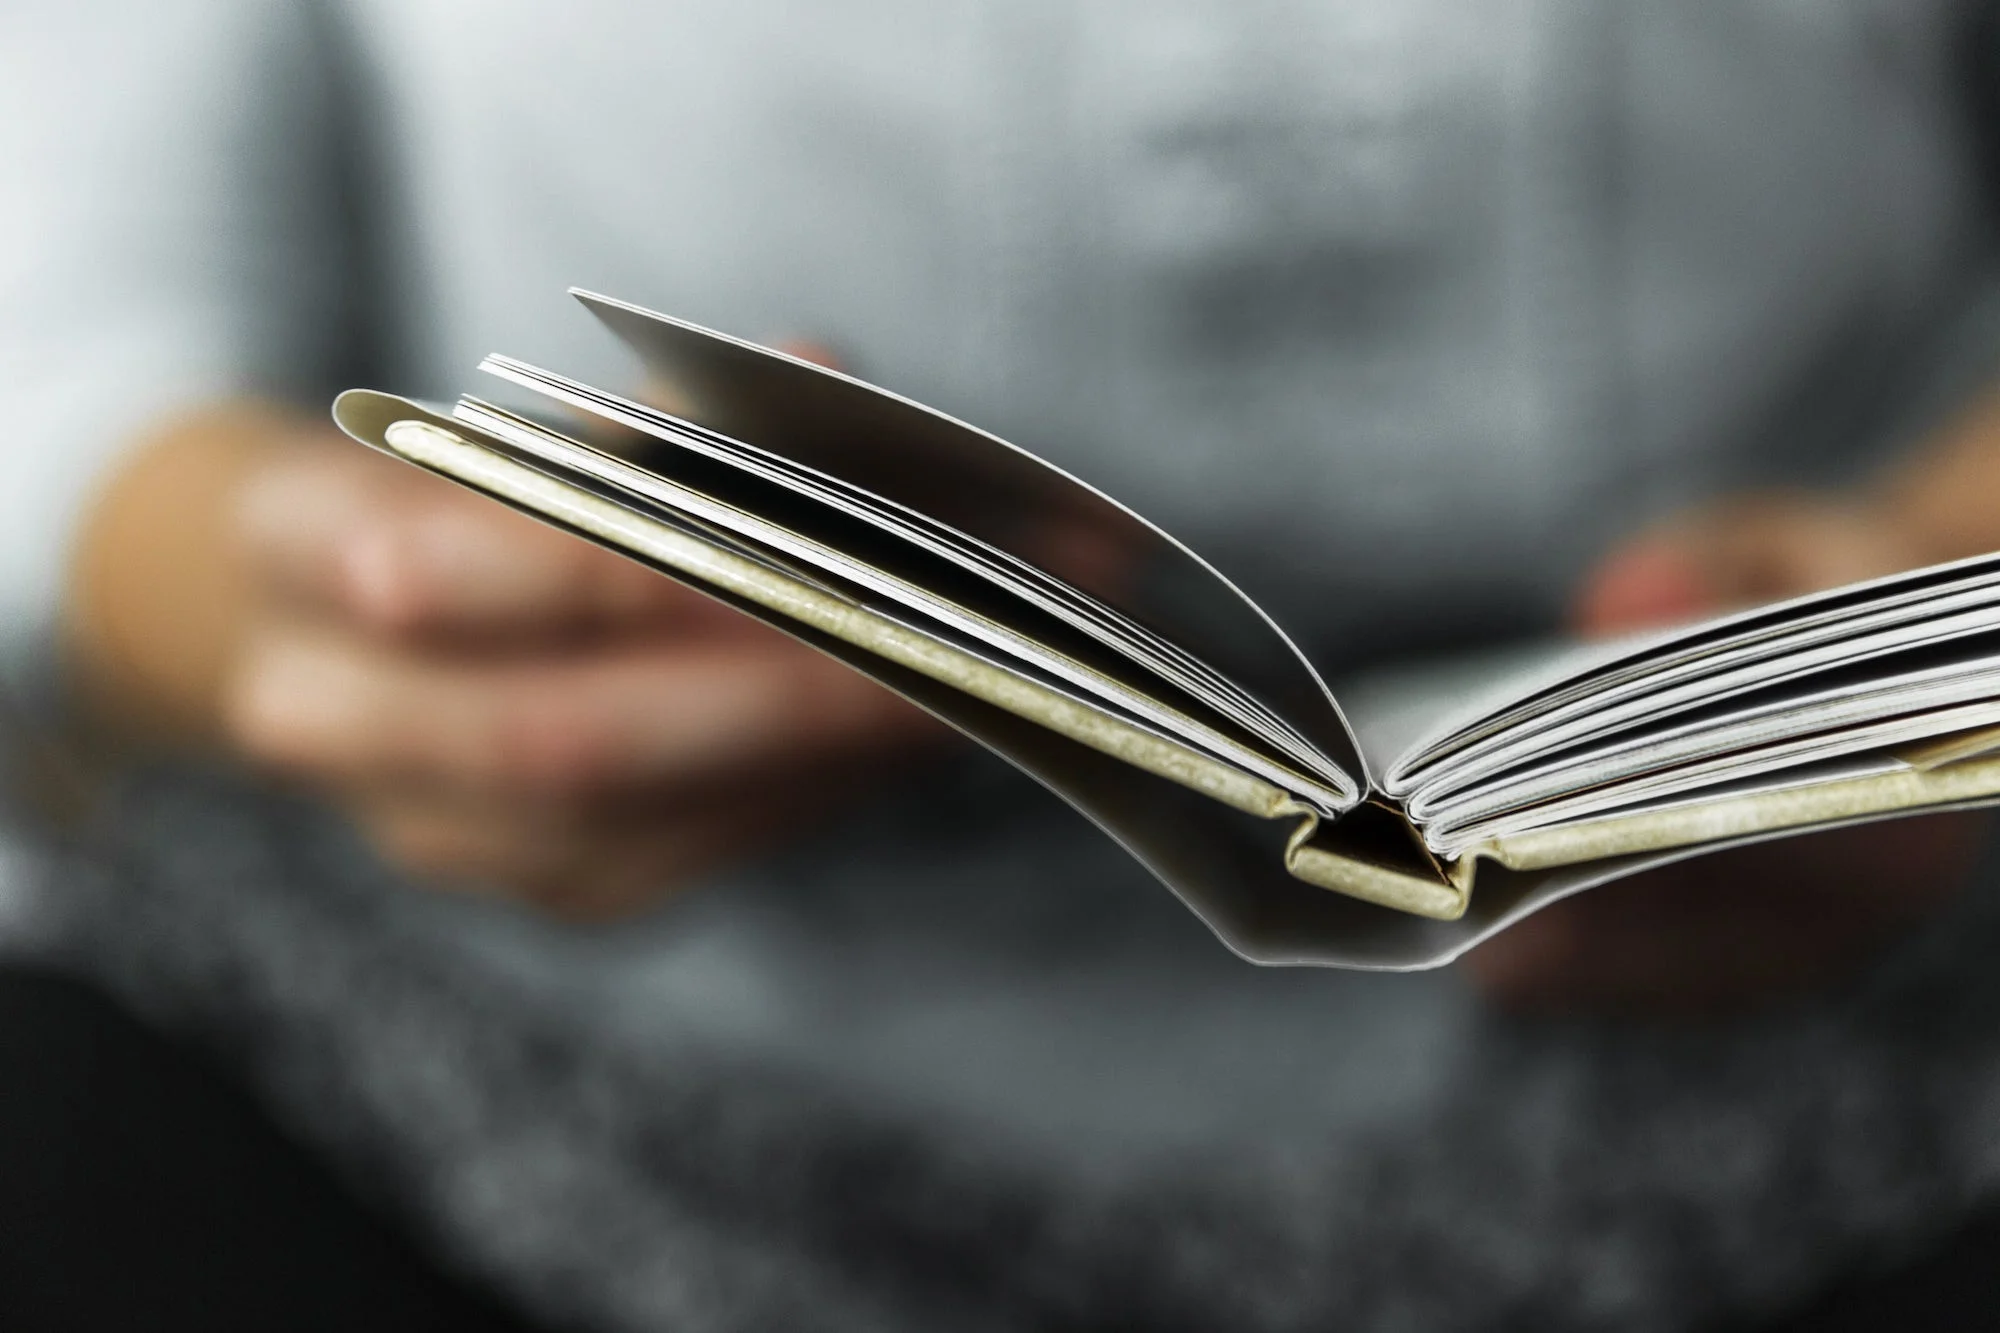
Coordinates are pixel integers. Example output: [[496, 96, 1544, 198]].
[[333, 290, 2000, 969]]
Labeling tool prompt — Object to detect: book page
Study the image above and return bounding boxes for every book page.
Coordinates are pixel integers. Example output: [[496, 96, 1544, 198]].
[[1415, 632, 2000, 847], [442, 395, 1351, 813], [462, 372, 1351, 801], [1393, 574, 2000, 800], [1335, 640, 1614, 777], [571, 289, 1367, 785], [334, 391, 1314, 824], [1387, 555, 2000, 790]]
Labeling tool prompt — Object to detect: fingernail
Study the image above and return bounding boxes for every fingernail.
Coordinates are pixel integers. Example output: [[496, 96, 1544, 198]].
[[1576, 538, 1714, 635]]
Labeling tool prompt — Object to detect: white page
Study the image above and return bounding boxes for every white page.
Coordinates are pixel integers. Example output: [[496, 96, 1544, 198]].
[[1335, 641, 1607, 778], [1417, 649, 2000, 834], [453, 398, 1353, 813], [1425, 702, 2000, 854], [1386, 554, 2000, 787], [570, 289, 1367, 786], [1407, 594, 2000, 805], [474, 360, 1354, 798]]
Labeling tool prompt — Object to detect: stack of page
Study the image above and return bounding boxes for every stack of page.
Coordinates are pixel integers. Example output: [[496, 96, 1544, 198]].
[[333, 290, 2000, 968]]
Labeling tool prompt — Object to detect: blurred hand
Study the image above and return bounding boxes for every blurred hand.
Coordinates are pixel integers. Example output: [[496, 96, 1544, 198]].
[[1569, 493, 1926, 637], [1468, 479, 1993, 1014], [68, 405, 945, 918]]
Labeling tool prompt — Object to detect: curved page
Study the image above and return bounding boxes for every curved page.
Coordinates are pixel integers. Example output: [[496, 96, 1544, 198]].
[[329, 388, 1477, 967], [571, 290, 1364, 786]]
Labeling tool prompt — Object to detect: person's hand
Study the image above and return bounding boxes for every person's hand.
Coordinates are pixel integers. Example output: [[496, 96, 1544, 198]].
[[1569, 492, 1927, 635], [66, 404, 946, 918], [1465, 481, 1990, 1014]]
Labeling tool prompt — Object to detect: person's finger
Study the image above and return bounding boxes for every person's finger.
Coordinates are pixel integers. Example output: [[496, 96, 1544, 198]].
[[1692, 495, 1920, 608], [348, 785, 815, 919], [224, 620, 941, 801], [1462, 869, 1834, 1014], [237, 439, 719, 640], [1571, 526, 1718, 637], [1462, 814, 1981, 1014], [1574, 494, 1923, 638]]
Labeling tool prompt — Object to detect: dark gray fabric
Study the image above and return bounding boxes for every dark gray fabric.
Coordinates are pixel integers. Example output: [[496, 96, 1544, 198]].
[[0, 966, 553, 1332], [9, 751, 2000, 1333]]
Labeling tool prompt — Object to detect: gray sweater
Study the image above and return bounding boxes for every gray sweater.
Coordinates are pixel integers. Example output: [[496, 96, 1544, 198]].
[[6, 1, 2000, 1329]]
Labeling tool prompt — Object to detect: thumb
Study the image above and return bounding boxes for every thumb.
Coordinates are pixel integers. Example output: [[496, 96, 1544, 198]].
[[1572, 526, 1717, 637], [1574, 494, 1921, 638]]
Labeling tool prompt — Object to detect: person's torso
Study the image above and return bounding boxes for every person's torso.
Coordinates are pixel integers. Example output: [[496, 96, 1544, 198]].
[[345, 0, 1988, 659]]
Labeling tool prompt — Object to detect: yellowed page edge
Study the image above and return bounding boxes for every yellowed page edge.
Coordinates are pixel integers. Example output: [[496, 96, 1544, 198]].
[[383, 420, 1299, 823], [1477, 753, 2000, 872]]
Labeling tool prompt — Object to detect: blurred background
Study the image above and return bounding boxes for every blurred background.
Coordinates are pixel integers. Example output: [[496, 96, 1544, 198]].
[[6, 1, 2000, 1329]]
